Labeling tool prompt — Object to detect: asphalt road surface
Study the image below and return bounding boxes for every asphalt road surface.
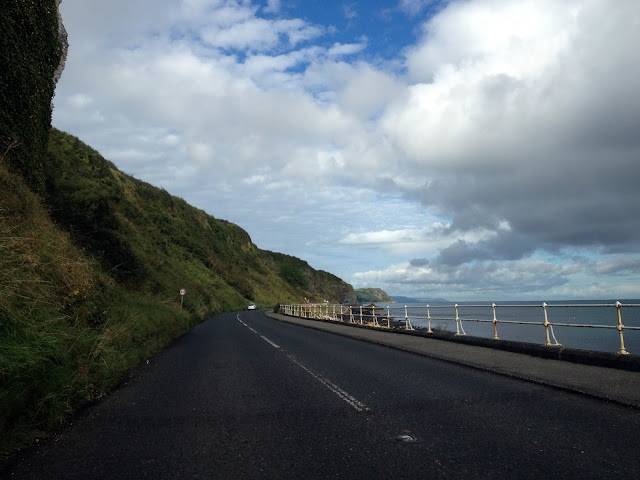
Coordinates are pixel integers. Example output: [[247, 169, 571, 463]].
[[3, 310, 640, 479]]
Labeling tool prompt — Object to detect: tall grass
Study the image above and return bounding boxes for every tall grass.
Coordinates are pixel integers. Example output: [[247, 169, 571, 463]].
[[0, 167, 195, 458]]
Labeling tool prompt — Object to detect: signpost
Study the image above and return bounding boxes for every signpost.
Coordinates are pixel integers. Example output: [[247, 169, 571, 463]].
[[179, 288, 186, 309]]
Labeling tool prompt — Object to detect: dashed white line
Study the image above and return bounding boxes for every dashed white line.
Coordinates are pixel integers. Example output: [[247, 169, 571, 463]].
[[287, 355, 369, 412], [237, 316, 258, 333], [260, 335, 280, 349], [236, 314, 368, 412]]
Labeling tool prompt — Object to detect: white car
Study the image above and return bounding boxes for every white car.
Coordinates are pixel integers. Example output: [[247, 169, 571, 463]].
[[247, 303, 257, 310]]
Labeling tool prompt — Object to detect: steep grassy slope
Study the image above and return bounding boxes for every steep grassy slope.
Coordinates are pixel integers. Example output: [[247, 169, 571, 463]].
[[0, 128, 356, 457], [44, 129, 343, 311], [263, 250, 357, 305], [1, 164, 195, 455]]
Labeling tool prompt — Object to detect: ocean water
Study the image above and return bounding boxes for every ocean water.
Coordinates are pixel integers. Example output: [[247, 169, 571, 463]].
[[372, 300, 640, 355]]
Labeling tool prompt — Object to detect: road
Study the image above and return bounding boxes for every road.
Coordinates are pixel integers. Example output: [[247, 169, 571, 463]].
[[3, 310, 640, 479]]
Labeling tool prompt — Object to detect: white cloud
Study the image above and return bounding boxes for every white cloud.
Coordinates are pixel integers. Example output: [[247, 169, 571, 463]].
[[399, 0, 436, 16], [343, 4, 358, 20], [351, 257, 581, 299], [68, 93, 94, 108], [591, 257, 640, 276], [243, 174, 267, 185], [264, 0, 281, 15], [201, 17, 323, 51], [380, 0, 640, 256], [339, 223, 504, 255], [328, 41, 366, 57]]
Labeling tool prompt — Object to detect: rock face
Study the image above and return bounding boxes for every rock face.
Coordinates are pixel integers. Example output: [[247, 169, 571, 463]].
[[54, 0, 68, 86]]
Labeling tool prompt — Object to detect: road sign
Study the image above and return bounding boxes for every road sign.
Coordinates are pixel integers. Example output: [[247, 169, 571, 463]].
[[180, 289, 186, 296]]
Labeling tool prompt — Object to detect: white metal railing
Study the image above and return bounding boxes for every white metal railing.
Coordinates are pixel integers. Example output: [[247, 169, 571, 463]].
[[278, 301, 639, 355]]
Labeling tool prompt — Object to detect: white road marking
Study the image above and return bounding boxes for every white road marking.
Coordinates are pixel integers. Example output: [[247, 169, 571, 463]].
[[260, 335, 280, 349], [237, 316, 258, 333], [286, 355, 369, 412], [236, 314, 368, 412]]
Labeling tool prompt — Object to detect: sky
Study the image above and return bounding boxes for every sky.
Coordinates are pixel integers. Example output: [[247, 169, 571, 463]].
[[52, 0, 640, 301]]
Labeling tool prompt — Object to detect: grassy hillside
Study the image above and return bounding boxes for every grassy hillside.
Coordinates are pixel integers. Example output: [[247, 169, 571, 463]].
[[1, 164, 193, 456], [44, 129, 349, 307], [44, 129, 310, 313], [263, 250, 357, 305], [0, 128, 356, 457]]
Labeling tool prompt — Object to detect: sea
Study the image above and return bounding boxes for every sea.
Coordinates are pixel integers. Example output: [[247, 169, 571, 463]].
[[372, 300, 640, 355]]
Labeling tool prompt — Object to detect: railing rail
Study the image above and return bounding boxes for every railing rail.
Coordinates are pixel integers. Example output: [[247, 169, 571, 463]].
[[279, 301, 639, 355]]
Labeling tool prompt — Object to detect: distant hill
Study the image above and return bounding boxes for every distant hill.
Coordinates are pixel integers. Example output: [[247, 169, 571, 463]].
[[355, 288, 393, 303], [391, 295, 450, 304]]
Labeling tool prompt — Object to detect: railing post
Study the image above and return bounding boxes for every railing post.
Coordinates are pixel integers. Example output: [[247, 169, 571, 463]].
[[542, 302, 551, 345], [360, 305, 363, 325], [492, 303, 499, 340], [616, 301, 629, 355], [455, 304, 461, 335], [405, 305, 409, 330], [426, 305, 432, 333], [372, 306, 377, 326], [387, 306, 391, 328]]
